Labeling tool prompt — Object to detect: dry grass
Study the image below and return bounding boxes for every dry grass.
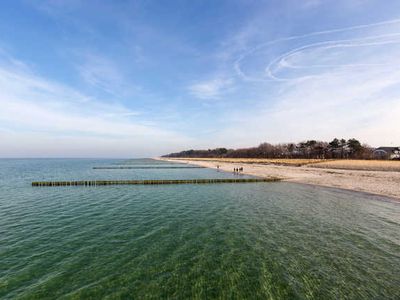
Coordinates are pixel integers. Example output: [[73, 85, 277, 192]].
[[166, 157, 326, 166], [308, 159, 400, 172]]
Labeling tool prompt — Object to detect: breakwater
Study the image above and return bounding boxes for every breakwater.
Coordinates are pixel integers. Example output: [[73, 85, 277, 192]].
[[93, 166, 205, 169], [32, 178, 280, 186]]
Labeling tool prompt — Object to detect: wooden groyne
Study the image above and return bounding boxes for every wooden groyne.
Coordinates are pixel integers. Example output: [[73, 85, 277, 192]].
[[32, 178, 281, 187], [93, 166, 205, 169]]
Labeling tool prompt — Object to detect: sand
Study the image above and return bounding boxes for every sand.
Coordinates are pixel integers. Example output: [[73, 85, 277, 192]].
[[158, 158, 400, 201]]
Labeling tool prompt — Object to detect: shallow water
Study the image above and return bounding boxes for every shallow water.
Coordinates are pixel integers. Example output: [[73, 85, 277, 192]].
[[0, 159, 399, 299]]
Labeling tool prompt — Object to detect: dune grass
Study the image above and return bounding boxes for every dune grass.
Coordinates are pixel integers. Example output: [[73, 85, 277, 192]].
[[308, 159, 400, 172]]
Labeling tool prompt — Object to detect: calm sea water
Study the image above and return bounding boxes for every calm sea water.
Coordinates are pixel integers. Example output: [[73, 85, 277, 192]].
[[0, 159, 399, 299]]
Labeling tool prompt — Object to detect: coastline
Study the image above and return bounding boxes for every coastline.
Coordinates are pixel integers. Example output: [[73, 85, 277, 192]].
[[157, 157, 400, 201]]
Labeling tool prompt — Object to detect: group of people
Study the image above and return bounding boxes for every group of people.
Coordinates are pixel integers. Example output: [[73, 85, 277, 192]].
[[233, 167, 243, 173], [215, 165, 244, 174]]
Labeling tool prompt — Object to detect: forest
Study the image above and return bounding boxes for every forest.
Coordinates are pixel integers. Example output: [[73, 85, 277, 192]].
[[163, 138, 376, 159]]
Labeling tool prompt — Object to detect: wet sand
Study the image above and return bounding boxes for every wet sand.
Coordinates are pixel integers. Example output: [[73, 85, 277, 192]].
[[158, 158, 400, 201]]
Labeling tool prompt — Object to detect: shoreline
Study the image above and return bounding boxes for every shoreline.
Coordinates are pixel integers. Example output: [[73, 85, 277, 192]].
[[157, 157, 400, 201]]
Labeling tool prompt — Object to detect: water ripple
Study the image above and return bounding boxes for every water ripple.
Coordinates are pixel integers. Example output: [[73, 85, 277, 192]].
[[0, 159, 399, 299]]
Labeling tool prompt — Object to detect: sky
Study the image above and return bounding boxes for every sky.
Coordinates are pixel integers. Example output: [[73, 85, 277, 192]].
[[1, 0, 400, 157]]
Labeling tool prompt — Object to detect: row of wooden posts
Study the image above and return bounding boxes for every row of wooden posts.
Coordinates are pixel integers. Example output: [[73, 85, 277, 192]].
[[32, 178, 280, 187], [92, 166, 205, 169]]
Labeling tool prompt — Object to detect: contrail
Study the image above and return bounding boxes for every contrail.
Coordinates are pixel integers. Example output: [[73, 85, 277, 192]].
[[235, 18, 400, 82], [265, 34, 400, 81]]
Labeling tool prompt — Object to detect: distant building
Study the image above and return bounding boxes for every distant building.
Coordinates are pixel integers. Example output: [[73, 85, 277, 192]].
[[373, 147, 400, 160]]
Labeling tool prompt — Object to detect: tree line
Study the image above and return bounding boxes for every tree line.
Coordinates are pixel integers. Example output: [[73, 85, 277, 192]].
[[163, 138, 376, 159]]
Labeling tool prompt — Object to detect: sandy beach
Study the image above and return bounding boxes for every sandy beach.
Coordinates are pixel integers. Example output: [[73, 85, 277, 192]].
[[159, 158, 400, 201]]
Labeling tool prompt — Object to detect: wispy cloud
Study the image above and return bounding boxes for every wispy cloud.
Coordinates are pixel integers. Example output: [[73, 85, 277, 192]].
[[75, 52, 142, 98], [3, 0, 400, 155], [188, 77, 233, 100], [0, 51, 192, 157], [234, 18, 400, 81], [203, 16, 400, 147]]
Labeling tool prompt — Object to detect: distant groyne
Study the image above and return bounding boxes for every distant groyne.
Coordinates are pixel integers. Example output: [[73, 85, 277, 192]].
[[92, 166, 205, 169], [32, 178, 281, 187]]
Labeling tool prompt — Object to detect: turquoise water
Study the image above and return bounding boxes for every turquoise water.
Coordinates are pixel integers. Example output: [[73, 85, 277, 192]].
[[0, 159, 399, 299]]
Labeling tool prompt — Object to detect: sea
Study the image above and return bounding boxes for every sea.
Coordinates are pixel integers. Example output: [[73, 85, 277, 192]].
[[0, 158, 399, 299]]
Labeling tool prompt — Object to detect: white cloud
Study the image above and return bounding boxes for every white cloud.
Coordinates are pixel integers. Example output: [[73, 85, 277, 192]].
[[207, 18, 400, 147], [213, 60, 400, 148], [75, 52, 142, 98], [188, 77, 233, 100], [0, 52, 192, 157]]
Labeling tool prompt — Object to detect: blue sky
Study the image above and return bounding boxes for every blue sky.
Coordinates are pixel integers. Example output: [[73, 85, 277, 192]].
[[1, 0, 400, 157]]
